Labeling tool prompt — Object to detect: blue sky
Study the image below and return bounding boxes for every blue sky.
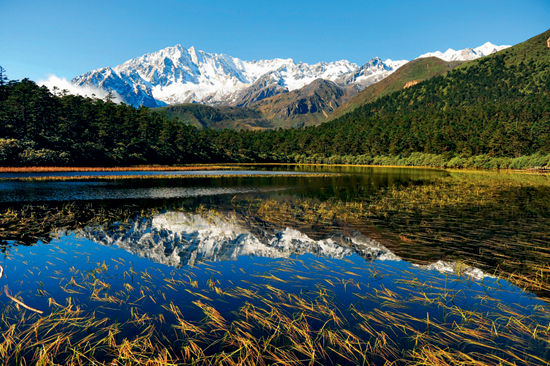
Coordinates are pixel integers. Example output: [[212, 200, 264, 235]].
[[1, 0, 548, 81]]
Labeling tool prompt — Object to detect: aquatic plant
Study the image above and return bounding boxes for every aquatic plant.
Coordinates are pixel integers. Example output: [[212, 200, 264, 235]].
[[0, 253, 548, 365]]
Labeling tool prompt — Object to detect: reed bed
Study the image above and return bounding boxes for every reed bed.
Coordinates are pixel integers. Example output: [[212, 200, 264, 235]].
[[0, 173, 336, 181], [0, 165, 244, 173], [0, 251, 549, 365]]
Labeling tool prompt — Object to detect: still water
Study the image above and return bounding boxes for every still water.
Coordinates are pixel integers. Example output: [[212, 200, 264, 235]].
[[0, 166, 549, 364]]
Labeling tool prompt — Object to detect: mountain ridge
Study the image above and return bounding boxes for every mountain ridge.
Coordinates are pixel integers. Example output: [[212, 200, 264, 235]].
[[67, 41, 507, 109]]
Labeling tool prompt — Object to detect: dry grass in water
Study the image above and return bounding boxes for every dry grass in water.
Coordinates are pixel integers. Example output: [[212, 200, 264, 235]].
[[0, 254, 548, 365], [0, 173, 336, 182], [0, 169, 549, 364], [0, 165, 244, 173]]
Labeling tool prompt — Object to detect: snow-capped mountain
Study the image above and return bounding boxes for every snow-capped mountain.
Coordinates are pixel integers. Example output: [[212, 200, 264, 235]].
[[335, 57, 407, 88], [69, 41, 509, 108], [72, 45, 406, 107], [418, 42, 510, 62]]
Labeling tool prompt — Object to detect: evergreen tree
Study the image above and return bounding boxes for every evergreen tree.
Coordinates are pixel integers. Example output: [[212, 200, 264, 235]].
[[0, 65, 8, 101], [0, 65, 7, 86]]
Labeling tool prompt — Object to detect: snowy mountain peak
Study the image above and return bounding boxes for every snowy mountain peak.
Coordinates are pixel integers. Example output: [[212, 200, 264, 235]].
[[474, 41, 506, 55]]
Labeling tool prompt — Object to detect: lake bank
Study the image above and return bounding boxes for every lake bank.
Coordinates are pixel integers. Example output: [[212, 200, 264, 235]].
[[2, 153, 550, 177]]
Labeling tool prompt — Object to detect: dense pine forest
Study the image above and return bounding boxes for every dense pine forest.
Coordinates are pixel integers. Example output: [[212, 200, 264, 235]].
[[1, 30, 549, 168], [0, 78, 218, 165]]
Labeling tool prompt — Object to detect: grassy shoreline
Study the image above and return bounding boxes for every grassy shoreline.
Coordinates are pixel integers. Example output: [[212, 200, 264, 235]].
[[0, 165, 244, 173], [0, 161, 549, 176], [0, 173, 338, 181], [286, 152, 550, 171]]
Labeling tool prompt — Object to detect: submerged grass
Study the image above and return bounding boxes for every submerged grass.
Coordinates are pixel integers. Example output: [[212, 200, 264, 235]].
[[243, 171, 550, 299], [0, 202, 155, 246], [0, 256, 549, 365]]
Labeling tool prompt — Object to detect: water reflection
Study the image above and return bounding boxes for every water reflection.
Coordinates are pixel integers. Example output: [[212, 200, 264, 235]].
[[0, 167, 549, 364], [80, 210, 496, 283], [0, 182, 281, 202], [81, 211, 398, 267]]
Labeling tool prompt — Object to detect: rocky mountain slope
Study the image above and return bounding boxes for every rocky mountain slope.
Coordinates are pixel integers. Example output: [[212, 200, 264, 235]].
[[247, 79, 356, 128]]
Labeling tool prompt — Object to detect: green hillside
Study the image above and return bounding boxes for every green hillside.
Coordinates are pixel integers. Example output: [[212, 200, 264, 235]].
[[154, 104, 272, 130], [330, 57, 462, 119]]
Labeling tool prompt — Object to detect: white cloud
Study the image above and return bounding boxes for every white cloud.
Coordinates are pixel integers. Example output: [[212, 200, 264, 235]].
[[38, 75, 123, 103]]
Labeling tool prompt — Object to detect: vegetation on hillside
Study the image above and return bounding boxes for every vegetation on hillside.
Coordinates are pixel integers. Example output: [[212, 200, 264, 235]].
[[0, 79, 217, 165], [330, 57, 462, 119]]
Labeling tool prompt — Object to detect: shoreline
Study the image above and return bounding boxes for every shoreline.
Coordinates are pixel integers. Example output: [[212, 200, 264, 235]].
[[0, 172, 339, 181], [0, 165, 244, 173], [0, 163, 548, 175]]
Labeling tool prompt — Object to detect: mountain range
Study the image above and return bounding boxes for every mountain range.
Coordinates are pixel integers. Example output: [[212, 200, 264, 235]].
[[70, 42, 509, 112], [418, 42, 510, 61]]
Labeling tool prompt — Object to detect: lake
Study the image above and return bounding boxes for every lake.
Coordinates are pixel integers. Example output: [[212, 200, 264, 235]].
[[0, 166, 549, 365]]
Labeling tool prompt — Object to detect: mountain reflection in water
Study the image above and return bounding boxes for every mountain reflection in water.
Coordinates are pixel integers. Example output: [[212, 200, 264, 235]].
[[81, 211, 497, 281], [82, 211, 393, 266]]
